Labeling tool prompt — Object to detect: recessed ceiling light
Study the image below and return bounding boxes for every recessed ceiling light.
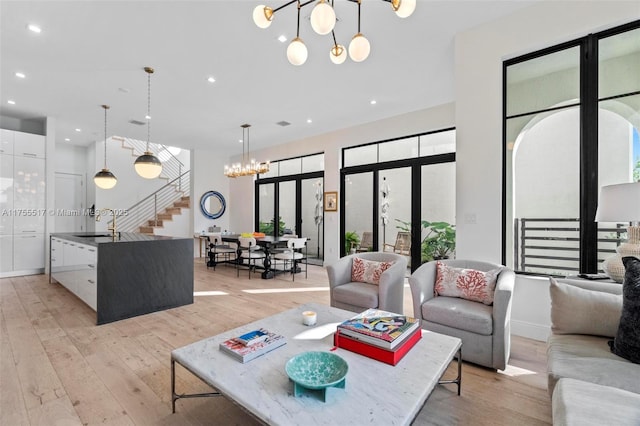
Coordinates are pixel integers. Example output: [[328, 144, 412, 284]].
[[64, 138, 70, 142], [278, 35, 287, 43], [207, 76, 216, 83], [27, 24, 41, 33], [7, 100, 15, 105], [145, 114, 151, 120], [370, 100, 377, 105], [15, 72, 26, 79], [75, 128, 81, 132], [238, 139, 243, 143], [118, 87, 131, 93], [307, 119, 312, 124]]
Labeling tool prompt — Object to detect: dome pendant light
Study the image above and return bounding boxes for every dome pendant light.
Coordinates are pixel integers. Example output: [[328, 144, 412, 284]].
[[94, 104, 117, 189], [134, 67, 162, 179]]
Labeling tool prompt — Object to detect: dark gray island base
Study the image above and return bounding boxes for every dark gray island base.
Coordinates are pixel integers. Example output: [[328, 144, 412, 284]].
[[50, 232, 194, 325]]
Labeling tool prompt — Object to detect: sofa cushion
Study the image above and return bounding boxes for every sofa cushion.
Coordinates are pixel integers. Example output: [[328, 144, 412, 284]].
[[351, 257, 394, 285], [609, 256, 640, 364], [435, 261, 501, 305], [547, 334, 640, 395], [333, 282, 379, 308], [552, 378, 640, 426], [422, 296, 493, 335], [549, 277, 622, 337]]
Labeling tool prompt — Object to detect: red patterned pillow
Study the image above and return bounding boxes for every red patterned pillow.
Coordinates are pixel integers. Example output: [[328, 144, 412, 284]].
[[351, 257, 394, 285], [434, 261, 502, 305]]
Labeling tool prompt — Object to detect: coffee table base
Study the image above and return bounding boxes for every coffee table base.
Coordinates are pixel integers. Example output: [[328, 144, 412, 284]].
[[171, 359, 223, 413], [437, 346, 462, 396]]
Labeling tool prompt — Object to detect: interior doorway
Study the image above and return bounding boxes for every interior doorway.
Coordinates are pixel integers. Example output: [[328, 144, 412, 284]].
[[55, 172, 85, 232]]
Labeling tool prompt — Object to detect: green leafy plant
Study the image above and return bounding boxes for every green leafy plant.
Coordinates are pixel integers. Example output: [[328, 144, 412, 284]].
[[394, 218, 456, 263], [344, 231, 361, 254], [259, 216, 286, 235]]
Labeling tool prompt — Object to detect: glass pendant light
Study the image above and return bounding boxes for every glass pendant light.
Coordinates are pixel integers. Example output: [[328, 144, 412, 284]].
[[253, 4, 274, 28], [310, 0, 336, 35], [94, 104, 117, 189], [348, 1, 370, 62], [287, 1, 307, 66], [391, 0, 416, 18], [134, 67, 162, 179]]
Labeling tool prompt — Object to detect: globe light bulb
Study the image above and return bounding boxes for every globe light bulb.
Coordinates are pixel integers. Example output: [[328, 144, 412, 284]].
[[287, 37, 308, 66], [348, 33, 370, 62], [393, 0, 416, 18], [329, 44, 347, 65], [253, 5, 273, 29], [310, 0, 336, 35]]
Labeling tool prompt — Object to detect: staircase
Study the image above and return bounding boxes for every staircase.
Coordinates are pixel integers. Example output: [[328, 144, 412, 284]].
[[139, 196, 190, 234]]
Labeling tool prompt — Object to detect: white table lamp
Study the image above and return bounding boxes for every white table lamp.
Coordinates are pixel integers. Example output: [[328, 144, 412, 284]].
[[595, 182, 640, 282]]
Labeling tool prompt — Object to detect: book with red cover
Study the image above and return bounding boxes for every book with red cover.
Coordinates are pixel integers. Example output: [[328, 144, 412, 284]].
[[336, 308, 420, 349], [334, 327, 422, 366]]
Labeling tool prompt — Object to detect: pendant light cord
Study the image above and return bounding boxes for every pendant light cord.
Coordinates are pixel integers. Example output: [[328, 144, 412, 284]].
[[146, 70, 151, 152], [103, 105, 108, 169], [296, 0, 301, 37], [357, 0, 361, 33]]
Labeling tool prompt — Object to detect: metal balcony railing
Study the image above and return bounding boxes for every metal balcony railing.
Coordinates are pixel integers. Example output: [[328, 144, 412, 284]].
[[514, 217, 626, 275]]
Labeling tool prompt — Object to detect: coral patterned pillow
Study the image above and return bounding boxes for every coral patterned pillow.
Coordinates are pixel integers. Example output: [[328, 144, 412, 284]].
[[351, 257, 394, 285], [435, 261, 502, 305]]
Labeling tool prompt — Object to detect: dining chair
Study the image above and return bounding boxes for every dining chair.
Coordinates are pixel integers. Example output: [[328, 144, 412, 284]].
[[207, 234, 236, 270], [237, 236, 266, 279], [273, 237, 308, 281]]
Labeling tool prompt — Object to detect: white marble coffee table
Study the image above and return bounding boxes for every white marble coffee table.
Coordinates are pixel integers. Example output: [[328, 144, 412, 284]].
[[171, 303, 462, 425]]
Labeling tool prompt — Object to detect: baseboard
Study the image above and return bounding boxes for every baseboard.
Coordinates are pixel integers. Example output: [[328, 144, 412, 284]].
[[512, 319, 550, 342]]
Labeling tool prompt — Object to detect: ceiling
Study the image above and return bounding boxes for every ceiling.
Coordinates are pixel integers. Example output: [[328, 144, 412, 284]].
[[0, 0, 536, 157]]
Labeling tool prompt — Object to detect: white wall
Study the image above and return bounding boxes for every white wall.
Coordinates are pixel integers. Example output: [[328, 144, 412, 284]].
[[191, 148, 231, 256], [454, 1, 638, 340]]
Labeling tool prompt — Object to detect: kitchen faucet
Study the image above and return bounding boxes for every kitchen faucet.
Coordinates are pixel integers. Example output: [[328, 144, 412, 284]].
[[96, 208, 118, 240]]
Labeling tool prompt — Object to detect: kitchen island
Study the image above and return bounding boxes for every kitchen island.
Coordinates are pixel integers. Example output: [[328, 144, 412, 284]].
[[50, 232, 193, 325]]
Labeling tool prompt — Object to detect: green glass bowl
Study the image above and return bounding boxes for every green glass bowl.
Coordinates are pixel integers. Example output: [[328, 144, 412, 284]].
[[285, 351, 348, 390]]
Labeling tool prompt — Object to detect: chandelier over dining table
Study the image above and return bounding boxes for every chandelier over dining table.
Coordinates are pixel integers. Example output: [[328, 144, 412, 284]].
[[224, 124, 270, 178], [252, 0, 416, 66]]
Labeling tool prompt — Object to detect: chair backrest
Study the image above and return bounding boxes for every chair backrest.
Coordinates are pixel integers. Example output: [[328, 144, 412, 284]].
[[360, 231, 373, 249], [210, 234, 222, 245], [239, 236, 257, 249], [393, 231, 411, 254], [288, 237, 307, 250]]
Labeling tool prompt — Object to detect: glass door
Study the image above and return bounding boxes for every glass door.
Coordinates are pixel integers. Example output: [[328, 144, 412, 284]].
[[344, 172, 373, 256], [278, 181, 296, 236], [302, 178, 324, 264], [258, 183, 275, 234]]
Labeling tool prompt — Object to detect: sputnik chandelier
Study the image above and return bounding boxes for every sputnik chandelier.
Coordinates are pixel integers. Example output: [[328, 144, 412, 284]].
[[252, 0, 416, 66], [224, 124, 270, 178]]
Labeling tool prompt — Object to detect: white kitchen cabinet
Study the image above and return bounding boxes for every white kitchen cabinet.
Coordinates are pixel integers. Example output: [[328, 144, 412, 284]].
[[0, 154, 13, 235], [0, 235, 13, 272], [0, 129, 14, 155], [13, 233, 45, 270], [14, 131, 45, 158], [52, 239, 97, 311]]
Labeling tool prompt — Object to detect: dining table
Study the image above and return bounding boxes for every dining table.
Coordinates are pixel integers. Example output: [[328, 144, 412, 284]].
[[221, 234, 290, 279]]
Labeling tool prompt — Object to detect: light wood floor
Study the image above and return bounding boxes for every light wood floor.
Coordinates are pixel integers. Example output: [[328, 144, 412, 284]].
[[0, 260, 552, 425]]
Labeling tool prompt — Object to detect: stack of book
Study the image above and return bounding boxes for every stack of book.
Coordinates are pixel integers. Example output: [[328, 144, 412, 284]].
[[219, 328, 287, 363], [334, 309, 421, 366]]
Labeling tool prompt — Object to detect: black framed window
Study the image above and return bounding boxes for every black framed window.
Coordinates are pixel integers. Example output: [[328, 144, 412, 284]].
[[503, 20, 640, 276]]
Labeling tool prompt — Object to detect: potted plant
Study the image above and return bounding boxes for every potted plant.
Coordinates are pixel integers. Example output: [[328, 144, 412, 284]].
[[421, 221, 456, 262], [394, 219, 456, 263], [344, 231, 361, 254]]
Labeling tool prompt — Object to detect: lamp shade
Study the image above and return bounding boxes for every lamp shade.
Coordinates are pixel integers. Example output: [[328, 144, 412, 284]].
[[134, 152, 163, 179], [310, 0, 336, 35], [349, 33, 370, 62], [94, 169, 117, 189], [253, 5, 273, 28], [287, 37, 308, 66], [393, 0, 416, 18], [595, 182, 640, 222]]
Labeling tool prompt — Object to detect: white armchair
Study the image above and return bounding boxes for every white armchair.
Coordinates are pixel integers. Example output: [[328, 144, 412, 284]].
[[326, 252, 408, 315], [409, 259, 515, 370]]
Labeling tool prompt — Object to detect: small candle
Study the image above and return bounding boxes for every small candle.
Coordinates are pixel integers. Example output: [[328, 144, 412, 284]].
[[302, 310, 317, 326]]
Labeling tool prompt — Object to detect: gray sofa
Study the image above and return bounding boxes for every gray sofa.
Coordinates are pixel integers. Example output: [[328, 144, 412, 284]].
[[326, 251, 407, 315], [548, 278, 640, 425]]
